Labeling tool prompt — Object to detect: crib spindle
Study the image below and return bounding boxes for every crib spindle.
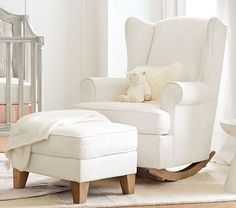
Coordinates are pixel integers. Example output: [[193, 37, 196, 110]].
[[0, 9, 44, 135], [30, 42, 37, 113], [37, 42, 43, 112], [18, 42, 25, 118], [6, 42, 12, 123]]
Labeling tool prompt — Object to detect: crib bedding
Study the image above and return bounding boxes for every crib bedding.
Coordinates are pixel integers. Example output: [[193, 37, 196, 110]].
[[0, 104, 31, 123], [0, 78, 31, 104]]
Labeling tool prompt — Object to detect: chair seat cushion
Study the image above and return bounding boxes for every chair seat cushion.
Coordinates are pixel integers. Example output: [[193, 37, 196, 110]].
[[75, 102, 170, 135], [31, 122, 137, 160]]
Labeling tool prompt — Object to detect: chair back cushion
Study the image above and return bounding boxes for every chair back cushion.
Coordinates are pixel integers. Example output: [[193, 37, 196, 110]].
[[126, 16, 227, 98], [147, 18, 208, 81]]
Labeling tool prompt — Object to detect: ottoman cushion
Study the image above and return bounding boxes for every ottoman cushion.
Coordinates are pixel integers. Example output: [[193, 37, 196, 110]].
[[31, 121, 137, 160]]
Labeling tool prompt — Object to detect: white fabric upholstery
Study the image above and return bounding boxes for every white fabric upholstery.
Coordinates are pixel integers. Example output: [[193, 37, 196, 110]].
[[26, 152, 137, 183], [80, 78, 128, 102], [160, 81, 215, 133], [161, 82, 213, 107], [137, 134, 174, 169], [75, 102, 170, 135], [199, 17, 227, 98], [0, 78, 31, 104], [125, 17, 155, 70], [31, 122, 137, 160], [160, 82, 212, 115], [147, 18, 208, 81], [78, 17, 227, 169], [25, 122, 137, 183], [172, 102, 216, 165]]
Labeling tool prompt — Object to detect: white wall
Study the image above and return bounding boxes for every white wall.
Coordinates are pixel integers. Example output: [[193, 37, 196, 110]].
[[81, 0, 99, 78], [0, 0, 88, 110], [0, 0, 162, 109], [107, 0, 162, 77], [96, 0, 108, 77], [186, 0, 216, 18], [26, 0, 87, 110], [0, 0, 25, 14], [0, 0, 98, 110]]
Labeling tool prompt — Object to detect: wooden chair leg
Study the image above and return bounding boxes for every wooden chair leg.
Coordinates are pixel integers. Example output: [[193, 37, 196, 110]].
[[13, 168, 29, 189], [71, 181, 90, 204], [120, 174, 136, 194]]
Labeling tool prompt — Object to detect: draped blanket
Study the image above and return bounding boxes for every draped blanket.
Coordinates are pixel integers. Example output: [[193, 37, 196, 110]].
[[5, 110, 110, 171]]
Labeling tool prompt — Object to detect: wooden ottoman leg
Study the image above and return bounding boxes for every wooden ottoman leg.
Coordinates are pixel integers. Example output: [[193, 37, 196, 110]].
[[13, 168, 29, 189], [120, 174, 136, 194], [71, 181, 90, 204]]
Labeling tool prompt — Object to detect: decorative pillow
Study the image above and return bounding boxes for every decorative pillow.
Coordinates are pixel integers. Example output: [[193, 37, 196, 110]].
[[134, 63, 185, 103]]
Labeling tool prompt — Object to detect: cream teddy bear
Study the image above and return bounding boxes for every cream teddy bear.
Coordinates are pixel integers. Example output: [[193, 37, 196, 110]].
[[119, 68, 151, 102]]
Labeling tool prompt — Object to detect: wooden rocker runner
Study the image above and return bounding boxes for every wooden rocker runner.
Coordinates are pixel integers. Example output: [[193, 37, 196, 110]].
[[138, 151, 215, 182]]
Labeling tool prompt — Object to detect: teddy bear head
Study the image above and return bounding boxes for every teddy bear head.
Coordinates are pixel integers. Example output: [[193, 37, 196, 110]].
[[127, 68, 146, 84]]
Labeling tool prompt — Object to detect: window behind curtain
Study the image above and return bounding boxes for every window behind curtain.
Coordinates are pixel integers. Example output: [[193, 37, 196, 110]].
[[186, 0, 217, 18]]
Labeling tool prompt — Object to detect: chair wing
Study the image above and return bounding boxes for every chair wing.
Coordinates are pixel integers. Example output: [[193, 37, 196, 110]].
[[125, 17, 155, 71], [198, 17, 227, 98]]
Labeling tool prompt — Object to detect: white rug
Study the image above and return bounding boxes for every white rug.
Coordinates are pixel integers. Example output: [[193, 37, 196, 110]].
[[0, 154, 70, 201], [1, 153, 236, 208]]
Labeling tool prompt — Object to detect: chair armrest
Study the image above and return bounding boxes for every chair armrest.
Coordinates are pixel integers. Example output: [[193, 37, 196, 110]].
[[160, 82, 213, 112], [80, 77, 128, 102]]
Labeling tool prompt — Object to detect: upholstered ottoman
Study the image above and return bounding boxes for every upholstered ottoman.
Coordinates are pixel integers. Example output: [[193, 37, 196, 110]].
[[10, 114, 137, 204]]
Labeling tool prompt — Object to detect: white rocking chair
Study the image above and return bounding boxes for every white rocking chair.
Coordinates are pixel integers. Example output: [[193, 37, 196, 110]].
[[76, 17, 227, 181]]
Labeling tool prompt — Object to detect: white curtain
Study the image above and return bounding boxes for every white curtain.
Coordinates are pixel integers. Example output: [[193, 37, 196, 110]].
[[162, 0, 186, 19], [212, 0, 236, 164]]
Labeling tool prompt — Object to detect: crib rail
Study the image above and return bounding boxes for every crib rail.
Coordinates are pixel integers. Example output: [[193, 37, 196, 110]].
[[0, 37, 41, 42], [0, 36, 44, 134]]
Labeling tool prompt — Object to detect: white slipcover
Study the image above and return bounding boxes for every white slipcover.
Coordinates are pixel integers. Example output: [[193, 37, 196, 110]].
[[31, 122, 137, 160], [75, 102, 170, 135], [76, 17, 227, 169], [28, 122, 137, 183]]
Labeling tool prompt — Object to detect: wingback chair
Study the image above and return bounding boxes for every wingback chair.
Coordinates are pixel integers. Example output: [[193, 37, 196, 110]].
[[76, 17, 227, 181]]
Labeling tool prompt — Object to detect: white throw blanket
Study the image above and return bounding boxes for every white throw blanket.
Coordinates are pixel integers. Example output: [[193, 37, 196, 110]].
[[5, 110, 110, 171]]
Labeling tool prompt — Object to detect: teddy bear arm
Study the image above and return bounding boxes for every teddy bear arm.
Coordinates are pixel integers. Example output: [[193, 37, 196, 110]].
[[144, 81, 152, 101]]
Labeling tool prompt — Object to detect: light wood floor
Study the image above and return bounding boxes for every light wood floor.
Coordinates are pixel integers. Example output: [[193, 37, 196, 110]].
[[118, 201, 236, 208]]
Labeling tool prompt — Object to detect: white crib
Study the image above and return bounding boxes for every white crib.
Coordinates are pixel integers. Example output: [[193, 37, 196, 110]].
[[0, 8, 44, 135]]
